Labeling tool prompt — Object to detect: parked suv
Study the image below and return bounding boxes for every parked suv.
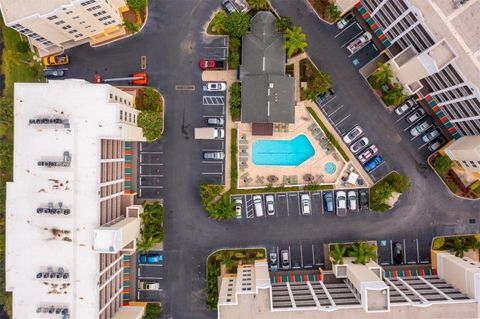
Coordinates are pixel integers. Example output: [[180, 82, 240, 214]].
[[336, 191, 347, 216], [265, 195, 275, 216], [422, 128, 440, 143], [406, 108, 425, 123], [203, 151, 225, 160], [323, 191, 334, 213], [206, 117, 224, 126], [347, 32, 372, 54], [253, 195, 264, 217], [301, 194, 311, 215], [269, 252, 278, 272], [281, 250, 290, 270], [347, 191, 357, 211], [359, 189, 369, 209], [410, 120, 429, 137]]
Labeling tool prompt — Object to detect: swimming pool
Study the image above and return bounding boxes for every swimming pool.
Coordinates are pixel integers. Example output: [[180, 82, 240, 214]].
[[252, 134, 315, 166]]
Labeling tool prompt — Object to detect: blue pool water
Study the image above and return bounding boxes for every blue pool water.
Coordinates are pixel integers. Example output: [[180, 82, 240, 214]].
[[324, 162, 337, 174], [252, 134, 315, 166]]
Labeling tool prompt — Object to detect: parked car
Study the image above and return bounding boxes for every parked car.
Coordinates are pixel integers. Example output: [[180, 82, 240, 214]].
[[336, 12, 355, 29], [222, 0, 238, 14], [359, 189, 369, 209], [129, 72, 148, 86], [410, 120, 430, 137], [336, 191, 347, 217], [350, 137, 369, 153], [315, 88, 335, 106], [206, 117, 225, 126], [392, 242, 403, 264], [347, 191, 357, 211], [347, 31, 372, 54], [364, 155, 383, 173], [138, 253, 162, 264], [281, 250, 290, 270], [253, 195, 264, 217], [269, 252, 278, 272], [395, 99, 415, 116], [235, 199, 242, 219], [357, 144, 378, 164], [43, 54, 69, 66], [203, 151, 225, 160], [265, 195, 275, 216], [323, 191, 334, 213], [343, 125, 363, 144], [205, 82, 226, 91], [43, 68, 65, 78], [139, 281, 160, 290], [428, 137, 445, 152], [199, 59, 226, 70], [406, 108, 425, 123], [422, 128, 440, 143], [301, 194, 311, 215]]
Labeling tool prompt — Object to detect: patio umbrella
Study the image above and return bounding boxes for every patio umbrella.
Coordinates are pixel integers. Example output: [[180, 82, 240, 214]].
[[303, 174, 314, 182], [267, 175, 278, 183]]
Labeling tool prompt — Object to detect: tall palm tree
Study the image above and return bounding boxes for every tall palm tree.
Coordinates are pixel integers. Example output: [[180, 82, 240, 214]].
[[137, 235, 156, 253], [373, 63, 393, 84], [220, 251, 237, 270], [284, 26, 308, 58], [348, 241, 377, 265], [382, 83, 406, 106], [329, 244, 347, 265], [446, 237, 469, 258], [208, 196, 237, 220]]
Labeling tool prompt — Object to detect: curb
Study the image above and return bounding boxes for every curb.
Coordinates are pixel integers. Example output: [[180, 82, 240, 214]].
[[304, 0, 335, 25]]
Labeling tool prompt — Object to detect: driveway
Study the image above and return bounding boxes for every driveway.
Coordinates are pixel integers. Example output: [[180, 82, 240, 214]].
[[62, 1, 480, 318]]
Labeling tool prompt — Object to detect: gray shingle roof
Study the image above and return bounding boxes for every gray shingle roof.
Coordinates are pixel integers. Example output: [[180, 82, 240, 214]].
[[240, 11, 295, 124]]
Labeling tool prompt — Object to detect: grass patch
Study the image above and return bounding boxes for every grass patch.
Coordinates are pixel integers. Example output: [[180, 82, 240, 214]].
[[207, 10, 227, 35], [307, 107, 349, 161], [370, 171, 410, 212], [206, 248, 266, 310], [231, 129, 238, 189]]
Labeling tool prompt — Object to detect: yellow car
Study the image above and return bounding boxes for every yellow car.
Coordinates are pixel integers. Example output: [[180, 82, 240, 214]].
[[42, 54, 69, 66]]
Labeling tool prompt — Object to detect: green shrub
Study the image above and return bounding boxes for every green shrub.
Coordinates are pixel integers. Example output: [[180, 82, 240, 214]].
[[370, 172, 409, 212], [432, 237, 445, 250], [434, 155, 452, 175], [384, 172, 410, 193], [276, 16, 293, 32], [223, 12, 250, 38], [305, 70, 332, 101], [143, 303, 161, 319], [468, 180, 480, 191], [142, 87, 162, 112], [229, 82, 241, 120], [123, 20, 139, 33], [445, 179, 458, 193], [138, 111, 162, 141], [247, 0, 269, 10], [231, 129, 238, 189], [127, 0, 147, 11], [137, 202, 164, 253], [228, 37, 241, 70], [200, 184, 224, 207], [15, 41, 29, 53], [324, 3, 341, 21], [382, 83, 406, 106]]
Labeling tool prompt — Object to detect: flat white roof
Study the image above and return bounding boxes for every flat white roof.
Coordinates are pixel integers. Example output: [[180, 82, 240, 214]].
[[0, 0, 71, 23], [5, 80, 132, 318]]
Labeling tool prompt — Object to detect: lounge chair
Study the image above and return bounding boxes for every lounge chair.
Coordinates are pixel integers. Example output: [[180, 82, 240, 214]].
[[240, 139, 248, 144], [239, 157, 248, 162], [308, 123, 316, 131], [240, 151, 248, 156], [239, 145, 248, 150], [240, 164, 247, 170]]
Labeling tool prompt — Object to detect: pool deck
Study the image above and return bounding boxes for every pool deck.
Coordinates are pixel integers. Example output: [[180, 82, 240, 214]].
[[237, 103, 345, 188]]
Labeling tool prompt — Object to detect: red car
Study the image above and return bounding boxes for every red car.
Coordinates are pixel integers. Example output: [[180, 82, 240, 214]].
[[130, 73, 148, 86], [199, 59, 226, 70], [357, 145, 378, 164]]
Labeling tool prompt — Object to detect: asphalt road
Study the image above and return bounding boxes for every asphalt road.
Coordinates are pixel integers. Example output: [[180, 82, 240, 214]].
[[62, 1, 480, 318]]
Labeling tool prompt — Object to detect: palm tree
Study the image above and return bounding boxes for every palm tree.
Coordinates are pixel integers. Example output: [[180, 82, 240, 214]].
[[208, 196, 237, 220], [382, 83, 406, 106], [348, 241, 377, 265], [284, 26, 308, 58], [137, 235, 156, 253], [369, 63, 393, 89], [220, 251, 237, 270], [446, 237, 469, 258], [329, 244, 347, 265], [325, 4, 341, 22], [211, 11, 227, 33], [248, 0, 268, 11], [276, 16, 293, 32]]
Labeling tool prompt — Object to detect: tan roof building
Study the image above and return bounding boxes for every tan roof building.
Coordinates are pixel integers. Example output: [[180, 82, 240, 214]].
[[444, 135, 480, 177], [218, 258, 479, 319], [5, 80, 146, 319], [0, 0, 130, 56]]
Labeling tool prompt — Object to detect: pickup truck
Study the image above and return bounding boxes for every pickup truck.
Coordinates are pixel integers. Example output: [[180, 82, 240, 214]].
[[139, 281, 160, 290], [195, 127, 224, 139], [347, 32, 372, 54], [199, 59, 226, 70]]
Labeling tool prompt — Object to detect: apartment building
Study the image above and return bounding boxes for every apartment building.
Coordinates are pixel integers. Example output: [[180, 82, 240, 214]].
[[336, 0, 480, 139], [444, 135, 480, 177], [5, 80, 146, 319], [217, 258, 479, 319], [0, 0, 129, 57]]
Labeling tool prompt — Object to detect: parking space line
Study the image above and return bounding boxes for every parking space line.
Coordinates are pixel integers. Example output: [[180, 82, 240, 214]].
[[320, 96, 337, 108], [416, 239, 420, 263], [390, 240, 393, 265], [334, 113, 351, 126], [341, 28, 364, 47], [327, 104, 344, 117], [368, 161, 386, 174], [139, 186, 164, 189], [140, 174, 164, 177], [417, 142, 428, 150], [403, 239, 407, 265], [288, 245, 291, 269], [334, 22, 359, 38], [300, 245, 304, 268], [201, 172, 223, 175], [140, 151, 163, 154], [297, 192, 301, 215], [311, 244, 315, 265], [403, 116, 426, 131], [138, 276, 163, 280], [140, 163, 164, 166]]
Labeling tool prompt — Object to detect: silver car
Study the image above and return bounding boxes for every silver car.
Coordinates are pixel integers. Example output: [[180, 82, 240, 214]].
[[265, 195, 275, 216], [422, 128, 440, 143], [410, 121, 430, 137], [406, 108, 425, 123], [343, 126, 363, 144], [350, 137, 369, 153]]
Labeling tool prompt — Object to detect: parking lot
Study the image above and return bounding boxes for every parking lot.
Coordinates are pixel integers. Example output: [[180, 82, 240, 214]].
[[231, 189, 370, 219], [138, 141, 166, 198], [136, 250, 164, 302], [377, 238, 431, 267]]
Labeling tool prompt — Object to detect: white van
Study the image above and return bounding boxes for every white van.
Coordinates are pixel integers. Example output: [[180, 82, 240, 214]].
[[253, 195, 264, 217]]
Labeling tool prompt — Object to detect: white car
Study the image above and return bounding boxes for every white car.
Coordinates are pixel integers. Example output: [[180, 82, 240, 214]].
[[205, 82, 226, 91], [347, 191, 357, 211], [357, 145, 378, 164], [265, 195, 275, 216], [235, 199, 242, 219], [350, 137, 369, 154], [253, 195, 264, 217], [395, 99, 415, 116], [301, 194, 311, 215], [343, 126, 363, 144], [410, 120, 430, 137], [336, 12, 354, 29], [347, 32, 372, 54], [336, 191, 347, 217]]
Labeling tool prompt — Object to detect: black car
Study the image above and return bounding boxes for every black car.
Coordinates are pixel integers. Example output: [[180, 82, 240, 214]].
[[358, 189, 369, 209], [392, 242, 403, 264], [315, 88, 335, 106], [322, 191, 334, 213], [222, 0, 238, 14], [43, 68, 65, 78]]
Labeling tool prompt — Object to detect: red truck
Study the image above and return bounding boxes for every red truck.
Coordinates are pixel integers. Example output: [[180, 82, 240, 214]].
[[199, 59, 226, 70]]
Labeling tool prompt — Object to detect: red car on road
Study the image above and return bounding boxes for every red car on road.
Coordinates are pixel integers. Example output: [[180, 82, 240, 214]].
[[199, 59, 226, 70]]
